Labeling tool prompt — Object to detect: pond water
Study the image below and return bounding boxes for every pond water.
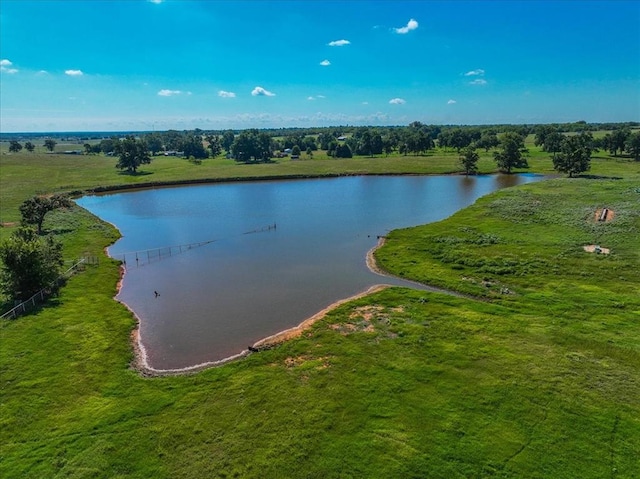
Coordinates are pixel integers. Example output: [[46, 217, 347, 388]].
[[77, 174, 542, 370]]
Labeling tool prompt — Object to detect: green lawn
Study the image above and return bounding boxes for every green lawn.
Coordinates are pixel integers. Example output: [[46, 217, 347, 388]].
[[1, 145, 639, 478]]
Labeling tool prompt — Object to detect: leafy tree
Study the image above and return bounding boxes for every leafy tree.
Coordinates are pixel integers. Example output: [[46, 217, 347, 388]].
[[24, 141, 35, 152], [43, 139, 57, 152], [449, 129, 473, 152], [221, 130, 235, 153], [9, 141, 23, 153], [20, 194, 72, 235], [459, 146, 479, 175], [534, 125, 556, 149], [99, 137, 117, 154], [609, 128, 630, 156], [163, 130, 185, 151], [533, 125, 564, 158], [205, 135, 222, 158], [327, 140, 339, 157], [317, 132, 333, 150], [544, 131, 564, 159], [335, 143, 352, 158], [83, 143, 93, 155], [231, 129, 272, 163], [303, 137, 318, 151], [553, 133, 592, 177], [353, 128, 374, 156], [493, 132, 528, 173], [145, 134, 164, 156], [0, 227, 64, 301], [115, 136, 152, 174], [475, 131, 499, 152], [306, 146, 313, 158], [291, 145, 301, 156], [183, 135, 208, 159], [370, 133, 383, 156], [382, 135, 396, 156], [625, 131, 640, 161]]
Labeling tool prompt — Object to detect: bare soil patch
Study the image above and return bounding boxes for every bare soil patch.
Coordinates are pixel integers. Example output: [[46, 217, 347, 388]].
[[583, 244, 610, 255], [594, 208, 615, 222]]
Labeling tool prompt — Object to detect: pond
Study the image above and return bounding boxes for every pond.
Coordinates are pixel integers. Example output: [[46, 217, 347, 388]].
[[77, 174, 542, 371]]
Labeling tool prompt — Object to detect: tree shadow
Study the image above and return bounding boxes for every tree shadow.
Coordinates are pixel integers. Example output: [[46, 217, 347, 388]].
[[117, 170, 154, 176], [44, 227, 75, 235], [574, 174, 623, 180]]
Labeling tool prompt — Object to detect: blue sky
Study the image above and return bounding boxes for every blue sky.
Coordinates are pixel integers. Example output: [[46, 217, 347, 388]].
[[1, 0, 638, 132]]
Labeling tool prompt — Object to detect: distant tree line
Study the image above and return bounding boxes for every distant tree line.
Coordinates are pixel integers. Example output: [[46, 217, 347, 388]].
[[6, 122, 640, 172]]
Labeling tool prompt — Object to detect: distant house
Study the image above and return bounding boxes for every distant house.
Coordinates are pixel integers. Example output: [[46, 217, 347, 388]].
[[284, 148, 292, 154], [337, 136, 347, 141], [290, 154, 300, 160]]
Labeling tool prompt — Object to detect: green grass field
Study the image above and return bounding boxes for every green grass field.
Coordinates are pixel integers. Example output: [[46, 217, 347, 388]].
[[1, 144, 639, 478]]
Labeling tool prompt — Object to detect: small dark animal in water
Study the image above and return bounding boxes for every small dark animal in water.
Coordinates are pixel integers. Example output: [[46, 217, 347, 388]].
[[248, 346, 259, 352], [154, 291, 159, 298]]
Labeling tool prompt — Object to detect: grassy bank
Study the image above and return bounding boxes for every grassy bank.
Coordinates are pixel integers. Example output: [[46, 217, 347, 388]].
[[1, 146, 639, 477]]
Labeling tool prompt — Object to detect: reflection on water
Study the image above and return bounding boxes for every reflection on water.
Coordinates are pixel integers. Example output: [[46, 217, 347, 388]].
[[77, 174, 543, 369]]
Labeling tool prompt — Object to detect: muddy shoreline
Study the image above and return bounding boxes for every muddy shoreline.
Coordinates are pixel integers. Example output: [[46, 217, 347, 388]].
[[128, 239, 396, 377]]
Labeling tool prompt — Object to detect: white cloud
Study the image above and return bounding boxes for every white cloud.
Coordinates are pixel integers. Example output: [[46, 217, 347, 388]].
[[316, 95, 326, 99], [251, 86, 275, 97], [218, 90, 236, 98], [65, 69, 83, 76], [1, 59, 18, 74], [158, 89, 183, 96], [307, 96, 315, 101], [149, 0, 163, 3], [464, 69, 485, 76], [447, 99, 457, 104], [362, 101, 369, 105], [328, 39, 350, 47], [469, 79, 487, 85], [394, 19, 418, 34], [389, 98, 406, 105], [320, 59, 331, 66]]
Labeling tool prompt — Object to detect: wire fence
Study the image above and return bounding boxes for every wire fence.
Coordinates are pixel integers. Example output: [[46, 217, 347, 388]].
[[113, 223, 276, 268], [112, 240, 217, 268], [1, 257, 94, 320], [1, 223, 277, 318]]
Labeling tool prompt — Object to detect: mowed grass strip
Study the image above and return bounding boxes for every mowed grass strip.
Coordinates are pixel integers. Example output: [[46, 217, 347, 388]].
[[1, 145, 639, 477]]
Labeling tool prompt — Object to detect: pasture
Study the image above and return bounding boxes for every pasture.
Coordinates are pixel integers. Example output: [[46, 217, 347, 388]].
[[1, 140, 639, 478]]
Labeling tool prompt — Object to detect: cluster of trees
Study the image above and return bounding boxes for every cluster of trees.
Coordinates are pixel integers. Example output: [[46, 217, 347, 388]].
[[8, 139, 55, 153], [1, 194, 71, 301], [7, 124, 640, 176], [0, 227, 64, 302], [599, 129, 640, 160]]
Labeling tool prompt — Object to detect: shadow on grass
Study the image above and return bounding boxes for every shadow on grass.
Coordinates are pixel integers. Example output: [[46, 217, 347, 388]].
[[117, 170, 154, 177], [44, 228, 75, 235], [574, 174, 623, 180]]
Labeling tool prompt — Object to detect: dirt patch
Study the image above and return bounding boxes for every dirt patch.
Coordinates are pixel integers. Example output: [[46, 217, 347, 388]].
[[0, 222, 17, 228], [252, 285, 390, 349], [350, 305, 385, 322], [327, 305, 406, 336], [594, 208, 615, 222], [583, 244, 610, 255], [284, 355, 330, 369]]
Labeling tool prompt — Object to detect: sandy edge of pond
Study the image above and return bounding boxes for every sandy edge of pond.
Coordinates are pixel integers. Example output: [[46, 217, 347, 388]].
[[127, 238, 393, 377]]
